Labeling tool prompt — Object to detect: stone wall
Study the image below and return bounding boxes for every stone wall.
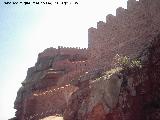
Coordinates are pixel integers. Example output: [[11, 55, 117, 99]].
[[88, 0, 160, 70], [64, 33, 160, 120], [52, 59, 87, 72], [38, 46, 88, 59]]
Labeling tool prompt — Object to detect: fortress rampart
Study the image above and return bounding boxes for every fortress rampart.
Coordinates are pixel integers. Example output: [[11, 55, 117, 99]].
[[38, 46, 88, 58], [88, 0, 160, 70], [52, 59, 87, 72]]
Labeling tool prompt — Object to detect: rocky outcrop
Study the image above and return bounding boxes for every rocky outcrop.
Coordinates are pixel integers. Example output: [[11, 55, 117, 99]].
[[14, 47, 88, 120]]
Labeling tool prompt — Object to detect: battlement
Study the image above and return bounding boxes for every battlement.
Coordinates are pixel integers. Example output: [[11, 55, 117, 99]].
[[88, 0, 160, 70], [87, 0, 141, 36], [58, 46, 87, 50], [106, 14, 115, 23], [127, 0, 138, 10], [38, 46, 88, 58], [88, 27, 97, 33], [116, 7, 126, 17], [97, 21, 106, 30], [58, 46, 87, 56]]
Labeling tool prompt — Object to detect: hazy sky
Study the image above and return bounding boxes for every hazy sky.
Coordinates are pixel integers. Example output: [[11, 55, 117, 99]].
[[0, 0, 128, 119]]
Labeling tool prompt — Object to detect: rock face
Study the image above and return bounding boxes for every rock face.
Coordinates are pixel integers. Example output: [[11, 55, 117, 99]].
[[13, 0, 160, 120], [14, 47, 88, 120]]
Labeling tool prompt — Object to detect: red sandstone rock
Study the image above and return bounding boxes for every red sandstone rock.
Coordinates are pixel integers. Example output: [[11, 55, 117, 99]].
[[14, 47, 88, 120], [87, 103, 106, 120]]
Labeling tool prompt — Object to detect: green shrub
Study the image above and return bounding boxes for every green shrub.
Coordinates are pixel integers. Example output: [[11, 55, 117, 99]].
[[113, 54, 142, 70]]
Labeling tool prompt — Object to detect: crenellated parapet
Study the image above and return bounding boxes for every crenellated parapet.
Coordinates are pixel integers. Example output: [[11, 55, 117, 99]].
[[127, 0, 138, 10], [106, 14, 116, 23], [97, 21, 106, 30], [38, 46, 88, 59], [88, 0, 160, 70], [58, 46, 87, 57], [116, 7, 126, 17]]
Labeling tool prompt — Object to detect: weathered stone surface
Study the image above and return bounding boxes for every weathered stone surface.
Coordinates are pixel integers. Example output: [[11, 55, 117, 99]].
[[14, 47, 88, 120], [64, 34, 160, 120], [88, 0, 160, 70], [12, 0, 160, 120]]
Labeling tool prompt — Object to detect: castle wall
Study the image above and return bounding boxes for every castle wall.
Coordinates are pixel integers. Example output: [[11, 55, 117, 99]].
[[38, 46, 88, 59], [52, 59, 72, 71], [88, 0, 160, 70], [61, 68, 87, 84], [52, 59, 86, 69], [59, 46, 88, 57]]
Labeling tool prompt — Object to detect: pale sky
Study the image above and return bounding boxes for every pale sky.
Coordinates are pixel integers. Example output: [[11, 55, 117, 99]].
[[0, 0, 128, 119]]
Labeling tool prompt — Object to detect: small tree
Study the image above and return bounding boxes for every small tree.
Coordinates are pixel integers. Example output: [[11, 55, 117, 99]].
[[113, 54, 142, 71], [112, 54, 142, 87]]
